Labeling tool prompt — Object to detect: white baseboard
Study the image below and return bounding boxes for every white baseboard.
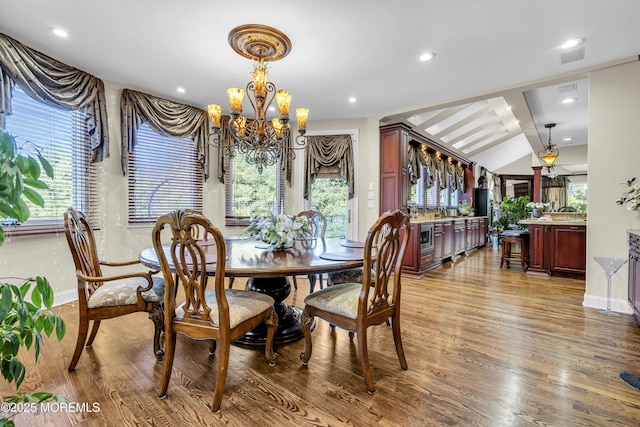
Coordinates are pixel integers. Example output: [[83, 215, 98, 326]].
[[53, 289, 78, 307], [583, 293, 634, 314]]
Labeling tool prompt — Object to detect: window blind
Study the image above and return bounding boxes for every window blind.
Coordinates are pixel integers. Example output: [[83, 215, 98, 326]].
[[127, 123, 203, 223], [3, 85, 97, 237]]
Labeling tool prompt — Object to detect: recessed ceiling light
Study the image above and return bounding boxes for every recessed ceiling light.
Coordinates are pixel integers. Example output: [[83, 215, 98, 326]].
[[561, 97, 577, 104], [563, 137, 573, 142], [52, 28, 68, 38], [561, 38, 582, 49], [506, 105, 512, 111], [418, 52, 436, 62], [176, 87, 186, 93], [348, 96, 357, 103], [268, 106, 276, 112]]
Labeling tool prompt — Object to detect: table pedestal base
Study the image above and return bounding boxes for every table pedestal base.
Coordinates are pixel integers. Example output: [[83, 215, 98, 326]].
[[236, 277, 314, 345]]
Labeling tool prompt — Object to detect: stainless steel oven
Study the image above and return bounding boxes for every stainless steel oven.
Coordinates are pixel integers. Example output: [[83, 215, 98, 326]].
[[420, 223, 434, 255]]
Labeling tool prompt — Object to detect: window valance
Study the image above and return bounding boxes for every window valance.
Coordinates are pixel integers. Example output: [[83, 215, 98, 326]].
[[542, 176, 569, 188], [407, 143, 465, 192], [0, 33, 109, 162], [120, 88, 209, 178], [304, 134, 354, 200]]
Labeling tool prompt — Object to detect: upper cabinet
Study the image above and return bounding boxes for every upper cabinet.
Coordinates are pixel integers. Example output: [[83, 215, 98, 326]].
[[380, 124, 410, 214], [380, 123, 474, 214]]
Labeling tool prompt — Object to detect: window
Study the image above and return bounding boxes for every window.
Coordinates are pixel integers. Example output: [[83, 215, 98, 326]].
[[225, 151, 284, 226], [567, 181, 588, 212], [437, 174, 462, 208], [127, 123, 203, 223], [309, 177, 347, 238], [3, 85, 95, 236]]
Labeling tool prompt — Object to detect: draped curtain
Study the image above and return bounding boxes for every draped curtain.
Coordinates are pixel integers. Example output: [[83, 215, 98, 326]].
[[120, 88, 209, 177], [407, 143, 466, 192], [492, 174, 502, 203], [216, 115, 293, 185], [542, 176, 569, 210], [0, 33, 109, 162], [304, 134, 354, 200]]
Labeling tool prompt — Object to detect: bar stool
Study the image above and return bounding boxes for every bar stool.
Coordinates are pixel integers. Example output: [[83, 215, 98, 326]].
[[500, 230, 529, 272]]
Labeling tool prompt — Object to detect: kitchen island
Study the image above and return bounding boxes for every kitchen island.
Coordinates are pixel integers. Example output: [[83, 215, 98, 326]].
[[520, 212, 587, 278]]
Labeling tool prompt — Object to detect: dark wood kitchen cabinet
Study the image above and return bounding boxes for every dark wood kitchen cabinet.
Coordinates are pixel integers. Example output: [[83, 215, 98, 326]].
[[453, 220, 466, 257], [380, 124, 409, 215], [550, 225, 586, 276], [526, 223, 586, 278]]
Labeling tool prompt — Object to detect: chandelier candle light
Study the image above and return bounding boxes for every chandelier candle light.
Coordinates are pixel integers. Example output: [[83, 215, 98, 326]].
[[538, 123, 559, 173], [207, 24, 309, 173]]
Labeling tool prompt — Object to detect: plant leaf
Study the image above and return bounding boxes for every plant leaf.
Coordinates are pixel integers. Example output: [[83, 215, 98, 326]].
[[12, 198, 30, 222], [37, 152, 54, 179], [22, 177, 49, 190], [28, 156, 41, 179], [1, 285, 12, 313], [9, 358, 26, 388], [55, 315, 66, 340], [21, 187, 45, 208]]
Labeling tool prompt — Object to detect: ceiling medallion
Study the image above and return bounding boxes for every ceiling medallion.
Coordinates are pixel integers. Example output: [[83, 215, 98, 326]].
[[228, 24, 292, 62], [207, 24, 308, 174]]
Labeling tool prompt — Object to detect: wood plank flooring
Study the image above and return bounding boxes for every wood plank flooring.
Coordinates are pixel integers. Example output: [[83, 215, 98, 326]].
[[3, 245, 640, 426]]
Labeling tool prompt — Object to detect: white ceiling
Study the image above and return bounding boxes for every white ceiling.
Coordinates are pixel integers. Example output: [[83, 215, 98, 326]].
[[1, 0, 639, 176]]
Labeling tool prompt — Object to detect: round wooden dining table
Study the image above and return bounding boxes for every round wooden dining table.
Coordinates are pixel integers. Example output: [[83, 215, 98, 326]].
[[139, 237, 366, 344]]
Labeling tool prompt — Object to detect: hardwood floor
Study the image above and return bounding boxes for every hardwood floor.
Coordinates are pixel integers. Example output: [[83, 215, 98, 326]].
[[4, 245, 640, 426]]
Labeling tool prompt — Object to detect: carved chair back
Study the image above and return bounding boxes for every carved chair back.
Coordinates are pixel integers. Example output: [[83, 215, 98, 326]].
[[64, 207, 103, 298]]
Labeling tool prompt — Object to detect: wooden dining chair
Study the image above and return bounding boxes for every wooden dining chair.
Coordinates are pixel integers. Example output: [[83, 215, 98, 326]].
[[299, 209, 411, 393], [63, 207, 165, 371], [292, 210, 327, 293], [152, 210, 278, 413]]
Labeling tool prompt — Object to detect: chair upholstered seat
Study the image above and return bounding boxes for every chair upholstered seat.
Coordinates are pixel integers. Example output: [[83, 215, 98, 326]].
[[327, 267, 375, 286], [87, 276, 165, 308], [304, 282, 361, 319], [176, 289, 274, 329]]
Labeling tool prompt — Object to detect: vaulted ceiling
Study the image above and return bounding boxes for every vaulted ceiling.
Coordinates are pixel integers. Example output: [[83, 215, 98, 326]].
[[1, 0, 638, 176]]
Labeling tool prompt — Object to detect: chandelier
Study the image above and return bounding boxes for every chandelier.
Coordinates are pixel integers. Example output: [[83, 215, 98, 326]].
[[538, 123, 559, 173], [207, 24, 309, 173]]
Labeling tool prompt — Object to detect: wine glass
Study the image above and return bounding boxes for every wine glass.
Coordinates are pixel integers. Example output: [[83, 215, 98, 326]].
[[594, 256, 628, 316]]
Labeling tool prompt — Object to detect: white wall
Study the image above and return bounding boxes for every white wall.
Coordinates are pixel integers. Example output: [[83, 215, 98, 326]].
[[584, 60, 640, 313], [0, 82, 382, 304]]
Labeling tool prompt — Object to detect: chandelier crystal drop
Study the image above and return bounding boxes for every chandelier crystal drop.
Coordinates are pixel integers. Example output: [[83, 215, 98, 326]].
[[207, 24, 309, 173]]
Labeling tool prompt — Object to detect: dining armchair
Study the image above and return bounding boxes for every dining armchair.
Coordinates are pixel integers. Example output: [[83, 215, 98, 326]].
[[152, 210, 278, 413], [292, 210, 327, 293], [299, 209, 410, 393], [63, 208, 165, 371]]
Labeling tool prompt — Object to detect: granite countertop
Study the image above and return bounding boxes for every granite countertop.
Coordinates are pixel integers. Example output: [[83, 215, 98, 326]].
[[520, 212, 587, 226], [628, 229, 640, 237], [519, 218, 587, 226]]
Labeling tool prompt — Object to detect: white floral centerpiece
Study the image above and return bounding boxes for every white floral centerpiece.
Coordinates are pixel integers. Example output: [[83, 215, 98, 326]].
[[526, 202, 551, 210], [616, 177, 640, 211], [457, 199, 472, 215], [526, 201, 550, 218], [243, 213, 313, 250]]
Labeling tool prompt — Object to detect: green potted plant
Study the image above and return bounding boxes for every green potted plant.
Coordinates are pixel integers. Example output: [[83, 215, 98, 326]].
[[496, 195, 530, 230], [1, 129, 66, 427]]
